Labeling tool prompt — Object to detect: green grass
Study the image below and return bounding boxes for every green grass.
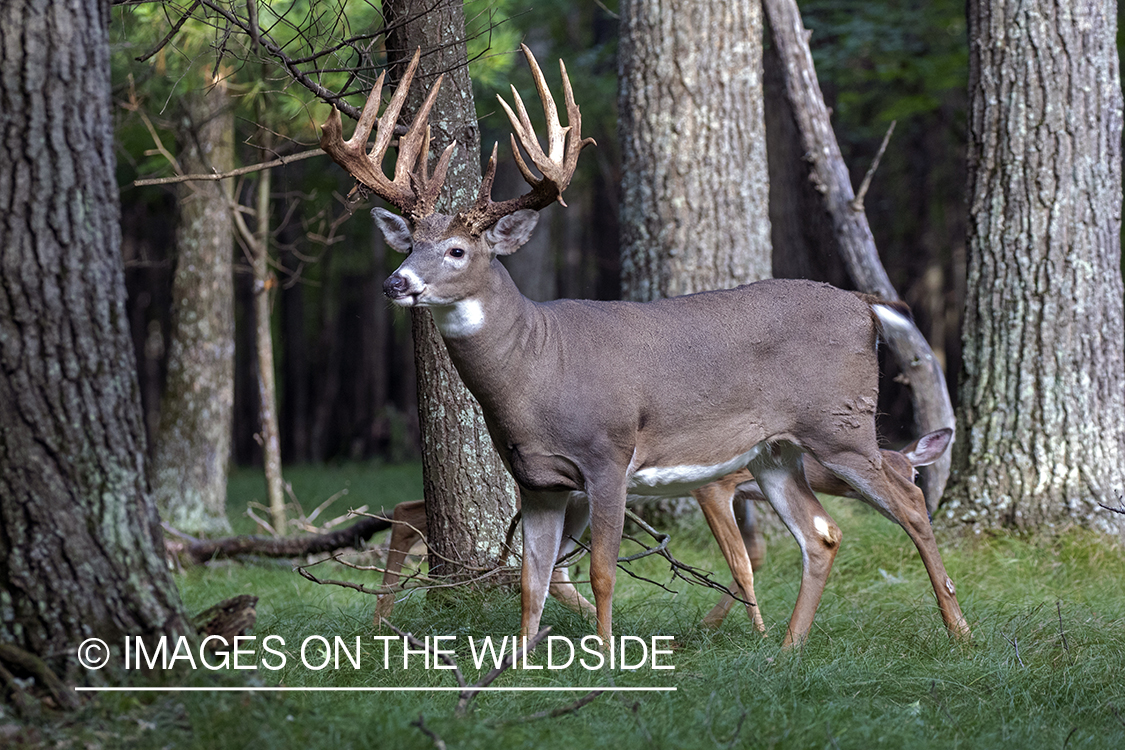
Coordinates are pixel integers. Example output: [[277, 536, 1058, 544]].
[[12, 463, 1125, 749]]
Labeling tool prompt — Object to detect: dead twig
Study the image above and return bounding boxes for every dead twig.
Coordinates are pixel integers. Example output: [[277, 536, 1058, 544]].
[[381, 620, 467, 688], [455, 628, 551, 717], [1056, 600, 1070, 657], [493, 689, 605, 725], [850, 119, 896, 212], [134, 0, 202, 62], [411, 713, 447, 750], [133, 148, 324, 187]]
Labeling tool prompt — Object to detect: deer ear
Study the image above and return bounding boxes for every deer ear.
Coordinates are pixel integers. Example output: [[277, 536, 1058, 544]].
[[372, 208, 414, 253], [901, 427, 953, 467], [484, 209, 539, 256]]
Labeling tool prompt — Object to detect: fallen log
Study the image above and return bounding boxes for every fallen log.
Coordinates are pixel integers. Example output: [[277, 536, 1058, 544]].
[[166, 513, 393, 565]]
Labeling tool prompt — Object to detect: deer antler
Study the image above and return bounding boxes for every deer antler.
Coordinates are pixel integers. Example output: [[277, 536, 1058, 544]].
[[455, 44, 597, 236], [319, 49, 455, 222]]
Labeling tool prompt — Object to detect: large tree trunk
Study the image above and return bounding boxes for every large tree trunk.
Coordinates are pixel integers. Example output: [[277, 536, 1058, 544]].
[[0, 0, 190, 669], [619, 0, 772, 300], [384, 0, 519, 578], [150, 84, 235, 536], [943, 0, 1125, 533], [618, 0, 772, 522]]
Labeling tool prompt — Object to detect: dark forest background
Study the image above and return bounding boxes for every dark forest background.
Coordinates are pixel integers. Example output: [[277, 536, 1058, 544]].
[[115, 0, 978, 468]]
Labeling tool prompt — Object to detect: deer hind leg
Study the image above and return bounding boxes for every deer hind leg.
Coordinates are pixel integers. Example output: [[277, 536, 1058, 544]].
[[700, 480, 768, 629], [818, 450, 970, 639], [374, 499, 427, 624], [549, 496, 596, 620], [750, 443, 842, 647], [693, 472, 765, 633]]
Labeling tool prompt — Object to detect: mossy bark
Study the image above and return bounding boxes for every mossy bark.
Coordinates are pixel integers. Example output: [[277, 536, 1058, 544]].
[[943, 0, 1125, 535], [150, 85, 235, 536], [0, 0, 190, 669], [385, 0, 519, 577]]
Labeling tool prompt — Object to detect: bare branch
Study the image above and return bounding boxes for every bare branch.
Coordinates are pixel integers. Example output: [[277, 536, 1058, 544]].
[[134, 147, 323, 186], [382, 619, 467, 687], [135, 0, 202, 62], [850, 119, 896, 212], [493, 690, 605, 725], [455, 628, 551, 716]]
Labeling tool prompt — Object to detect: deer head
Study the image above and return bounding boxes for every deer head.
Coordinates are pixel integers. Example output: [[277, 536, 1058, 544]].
[[321, 45, 594, 322]]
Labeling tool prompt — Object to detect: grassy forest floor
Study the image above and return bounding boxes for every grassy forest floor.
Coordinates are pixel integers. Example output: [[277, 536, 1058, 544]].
[[10, 462, 1125, 749]]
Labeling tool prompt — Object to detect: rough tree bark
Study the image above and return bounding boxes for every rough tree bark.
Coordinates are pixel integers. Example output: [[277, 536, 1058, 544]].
[[383, 0, 519, 578], [0, 0, 190, 672], [150, 84, 235, 536], [942, 0, 1125, 533], [763, 0, 957, 510], [619, 0, 772, 300]]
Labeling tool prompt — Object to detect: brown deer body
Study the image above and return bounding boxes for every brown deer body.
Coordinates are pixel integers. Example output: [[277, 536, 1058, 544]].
[[322, 46, 969, 646]]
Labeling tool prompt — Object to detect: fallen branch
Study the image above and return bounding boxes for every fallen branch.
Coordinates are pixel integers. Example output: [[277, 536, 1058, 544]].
[[0, 643, 78, 712], [455, 627, 551, 716], [411, 713, 448, 750], [165, 513, 392, 565]]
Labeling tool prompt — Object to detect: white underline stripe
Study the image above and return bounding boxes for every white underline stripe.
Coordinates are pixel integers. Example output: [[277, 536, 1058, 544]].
[[74, 686, 675, 693]]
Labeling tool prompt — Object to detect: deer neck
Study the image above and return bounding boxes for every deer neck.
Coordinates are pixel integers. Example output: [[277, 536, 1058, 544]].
[[433, 260, 545, 405]]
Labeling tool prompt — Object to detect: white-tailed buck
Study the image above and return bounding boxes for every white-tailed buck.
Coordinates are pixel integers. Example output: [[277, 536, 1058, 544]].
[[321, 46, 969, 646], [373, 428, 956, 637]]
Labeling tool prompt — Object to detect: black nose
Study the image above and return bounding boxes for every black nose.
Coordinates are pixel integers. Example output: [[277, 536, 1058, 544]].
[[383, 274, 409, 299]]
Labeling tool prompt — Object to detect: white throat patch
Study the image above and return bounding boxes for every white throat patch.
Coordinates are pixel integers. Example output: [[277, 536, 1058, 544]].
[[432, 298, 485, 338]]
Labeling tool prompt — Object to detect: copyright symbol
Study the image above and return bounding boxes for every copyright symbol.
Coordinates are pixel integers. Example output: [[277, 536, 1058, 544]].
[[77, 638, 110, 670]]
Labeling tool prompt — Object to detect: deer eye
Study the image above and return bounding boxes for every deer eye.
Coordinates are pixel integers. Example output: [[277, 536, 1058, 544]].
[[448, 247, 466, 259]]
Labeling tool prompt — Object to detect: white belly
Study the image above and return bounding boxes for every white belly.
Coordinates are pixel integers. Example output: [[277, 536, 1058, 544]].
[[626, 444, 763, 497]]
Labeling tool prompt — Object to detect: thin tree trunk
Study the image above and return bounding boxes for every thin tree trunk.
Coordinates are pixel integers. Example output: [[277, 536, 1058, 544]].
[[0, 0, 190, 669], [251, 164, 287, 533], [384, 0, 519, 578], [943, 0, 1125, 533], [150, 84, 235, 536], [763, 0, 957, 510], [619, 0, 772, 300]]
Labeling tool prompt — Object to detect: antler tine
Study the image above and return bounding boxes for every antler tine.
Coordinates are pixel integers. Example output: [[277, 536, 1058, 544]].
[[320, 48, 452, 221], [456, 46, 595, 236], [520, 44, 568, 165], [560, 59, 597, 162]]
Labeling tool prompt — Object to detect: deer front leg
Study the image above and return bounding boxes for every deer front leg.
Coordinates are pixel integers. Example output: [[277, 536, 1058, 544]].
[[751, 445, 842, 647], [519, 491, 570, 639], [586, 475, 628, 645], [549, 496, 596, 619], [693, 473, 765, 633]]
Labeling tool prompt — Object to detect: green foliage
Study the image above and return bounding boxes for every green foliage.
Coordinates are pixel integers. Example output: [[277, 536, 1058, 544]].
[[801, 0, 968, 136]]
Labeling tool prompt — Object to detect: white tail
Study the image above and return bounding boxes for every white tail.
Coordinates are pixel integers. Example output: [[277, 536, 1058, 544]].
[[322, 47, 968, 647]]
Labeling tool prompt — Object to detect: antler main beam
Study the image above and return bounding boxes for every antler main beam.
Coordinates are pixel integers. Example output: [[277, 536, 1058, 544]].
[[319, 48, 454, 222], [456, 44, 597, 236]]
